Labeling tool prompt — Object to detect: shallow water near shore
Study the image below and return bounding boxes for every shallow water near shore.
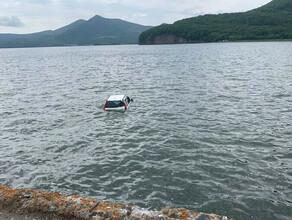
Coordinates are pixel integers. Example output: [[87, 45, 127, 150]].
[[0, 42, 291, 220]]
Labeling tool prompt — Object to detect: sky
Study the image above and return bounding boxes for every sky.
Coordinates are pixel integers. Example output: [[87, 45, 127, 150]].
[[0, 0, 272, 34]]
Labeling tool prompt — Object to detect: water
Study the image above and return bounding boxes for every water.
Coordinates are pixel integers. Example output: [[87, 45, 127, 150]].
[[0, 42, 291, 220]]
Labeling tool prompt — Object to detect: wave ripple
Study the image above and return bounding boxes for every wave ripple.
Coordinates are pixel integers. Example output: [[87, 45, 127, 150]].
[[0, 43, 292, 220]]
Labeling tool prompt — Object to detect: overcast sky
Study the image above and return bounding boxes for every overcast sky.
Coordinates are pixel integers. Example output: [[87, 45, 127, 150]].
[[0, 0, 271, 34]]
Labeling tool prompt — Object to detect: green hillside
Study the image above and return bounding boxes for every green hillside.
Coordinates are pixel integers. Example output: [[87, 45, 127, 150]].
[[139, 0, 292, 44], [0, 16, 152, 48]]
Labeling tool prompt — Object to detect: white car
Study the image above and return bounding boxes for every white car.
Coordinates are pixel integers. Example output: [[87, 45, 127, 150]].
[[103, 95, 133, 111]]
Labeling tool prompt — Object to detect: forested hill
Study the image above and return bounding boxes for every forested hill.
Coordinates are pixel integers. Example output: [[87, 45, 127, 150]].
[[139, 0, 292, 44]]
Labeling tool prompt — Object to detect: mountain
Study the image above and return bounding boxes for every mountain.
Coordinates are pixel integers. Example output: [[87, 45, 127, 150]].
[[53, 19, 86, 35], [0, 16, 152, 48], [139, 0, 292, 44], [56, 15, 152, 45], [256, 0, 292, 12]]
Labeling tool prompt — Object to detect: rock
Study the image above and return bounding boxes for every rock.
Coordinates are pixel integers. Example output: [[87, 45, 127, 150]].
[[0, 185, 235, 220]]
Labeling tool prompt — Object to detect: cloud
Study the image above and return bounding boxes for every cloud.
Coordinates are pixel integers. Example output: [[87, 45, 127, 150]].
[[133, 13, 148, 17], [7, 0, 51, 4], [0, 0, 272, 34], [0, 16, 24, 27]]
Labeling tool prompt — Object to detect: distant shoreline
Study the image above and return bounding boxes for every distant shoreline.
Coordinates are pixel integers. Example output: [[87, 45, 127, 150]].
[[139, 39, 292, 45], [0, 39, 291, 50]]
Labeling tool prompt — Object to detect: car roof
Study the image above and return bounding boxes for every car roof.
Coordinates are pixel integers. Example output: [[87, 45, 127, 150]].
[[107, 95, 125, 101]]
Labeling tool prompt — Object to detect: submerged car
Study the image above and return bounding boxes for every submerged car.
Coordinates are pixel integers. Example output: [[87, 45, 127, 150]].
[[103, 95, 133, 111]]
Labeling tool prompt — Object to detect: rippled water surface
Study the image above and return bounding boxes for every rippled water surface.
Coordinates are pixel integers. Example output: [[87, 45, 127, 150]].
[[0, 42, 291, 219]]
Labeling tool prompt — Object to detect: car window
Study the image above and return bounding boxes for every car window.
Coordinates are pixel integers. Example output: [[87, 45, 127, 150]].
[[105, 101, 124, 108]]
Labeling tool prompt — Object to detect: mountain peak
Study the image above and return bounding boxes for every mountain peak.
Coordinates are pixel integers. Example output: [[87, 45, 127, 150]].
[[89, 15, 106, 21], [55, 15, 153, 45]]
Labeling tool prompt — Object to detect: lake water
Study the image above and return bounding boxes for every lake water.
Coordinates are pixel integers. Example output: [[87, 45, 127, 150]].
[[0, 42, 291, 220]]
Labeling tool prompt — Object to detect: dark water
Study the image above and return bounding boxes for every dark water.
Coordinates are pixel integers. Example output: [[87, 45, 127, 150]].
[[0, 42, 291, 220]]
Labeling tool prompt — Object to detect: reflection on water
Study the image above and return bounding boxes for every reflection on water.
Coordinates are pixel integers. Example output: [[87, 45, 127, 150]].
[[0, 42, 291, 220]]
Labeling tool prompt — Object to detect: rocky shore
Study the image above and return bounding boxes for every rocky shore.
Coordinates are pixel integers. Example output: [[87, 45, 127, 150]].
[[139, 35, 200, 45], [0, 185, 234, 220]]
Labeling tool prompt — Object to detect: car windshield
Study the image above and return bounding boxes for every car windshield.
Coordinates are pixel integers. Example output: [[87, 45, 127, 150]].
[[105, 101, 124, 108]]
